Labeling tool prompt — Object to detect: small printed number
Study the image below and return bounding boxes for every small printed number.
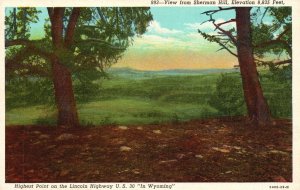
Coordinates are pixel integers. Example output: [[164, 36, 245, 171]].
[[151, 0, 160, 4], [129, 184, 135, 188], [269, 186, 289, 189]]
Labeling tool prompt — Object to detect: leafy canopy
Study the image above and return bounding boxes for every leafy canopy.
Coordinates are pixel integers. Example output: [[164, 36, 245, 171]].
[[5, 7, 153, 106], [5, 7, 153, 79], [199, 7, 292, 68]]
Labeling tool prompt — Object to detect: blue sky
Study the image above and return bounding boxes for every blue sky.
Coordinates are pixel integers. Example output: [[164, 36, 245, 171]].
[[117, 7, 238, 70], [150, 7, 235, 31], [6, 7, 270, 70]]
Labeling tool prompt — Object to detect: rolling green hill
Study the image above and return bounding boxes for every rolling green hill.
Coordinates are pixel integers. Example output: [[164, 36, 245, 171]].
[[5, 69, 291, 126]]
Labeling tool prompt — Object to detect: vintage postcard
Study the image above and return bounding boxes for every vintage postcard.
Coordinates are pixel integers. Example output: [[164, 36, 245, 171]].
[[1, 0, 299, 190]]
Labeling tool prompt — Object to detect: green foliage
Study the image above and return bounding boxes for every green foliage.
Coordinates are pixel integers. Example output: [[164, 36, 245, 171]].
[[5, 7, 153, 91], [208, 73, 246, 116], [5, 77, 55, 110], [69, 7, 153, 78], [6, 74, 220, 125], [5, 8, 41, 39], [252, 7, 292, 59], [251, 23, 274, 58], [6, 71, 292, 125], [73, 70, 104, 103], [199, 7, 292, 68], [268, 64, 292, 81], [269, 7, 292, 26], [5, 7, 153, 125], [260, 66, 292, 118]]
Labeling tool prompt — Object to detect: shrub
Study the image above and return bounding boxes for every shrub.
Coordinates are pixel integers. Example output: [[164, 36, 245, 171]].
[[208, 73, 246, 116]]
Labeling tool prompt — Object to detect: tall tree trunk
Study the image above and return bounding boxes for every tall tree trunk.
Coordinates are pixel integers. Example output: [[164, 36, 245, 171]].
[[51, 57, 79, 126], [236, 7, 271, 126], [49, 8, 79, 127]]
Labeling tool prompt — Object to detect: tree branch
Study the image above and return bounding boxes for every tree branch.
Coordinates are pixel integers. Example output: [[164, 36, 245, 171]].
[[5, 39, 52, 58], [5, 48, 51, 77], [50, 8, 65, 47], [6, 59, 50, 77], [260, 7, 270, 23], [5, 39, 39, 47], [217, 19, 236, 27], [255, 58, 292, 66], [212, 19, 237, 46], [276, 25, 291, 40], [254, 25, 291, 52], [201, 7, 235, 15], [273, 59, 292, 66], [47, 7, 54, 23], [215, 41, 238, 57], [65, 8, 81, 47], [254, 39, 291, 52], [96, 7, 108, 25], [74, 39, 126, 50]]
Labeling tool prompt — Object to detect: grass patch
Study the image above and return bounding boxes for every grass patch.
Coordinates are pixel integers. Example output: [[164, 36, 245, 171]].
[[5, 71, 291, 125], [6, 106, 56, 125]]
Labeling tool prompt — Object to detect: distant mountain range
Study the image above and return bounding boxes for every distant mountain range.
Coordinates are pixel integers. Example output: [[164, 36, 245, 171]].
[[107, 67, 238, 78]]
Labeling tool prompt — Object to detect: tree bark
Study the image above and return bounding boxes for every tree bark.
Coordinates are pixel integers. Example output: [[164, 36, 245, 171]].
[[49, 8, 79, 127], [51, 57, 79, 126], [236, 7, 271, 126]]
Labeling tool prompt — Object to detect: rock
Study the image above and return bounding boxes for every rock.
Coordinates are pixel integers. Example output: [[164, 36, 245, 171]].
[[176, 154, 185, 159], [159, 160, 178, 164], [132, 169, 140, 174], [111, 138, 125, 145], [32, 131, 41, 135], [118, 169, 129, 174], [136, 126, 143, 130], [59, 125, 70, 129], [80, 152, 90, 156], [225, 171, 232, 174], [56, 133, 79, 141], [273, 176, 288, 182], [59, 169, 70, 177], [120, 146, 132, 152], [85, 135, 93, 139], [118, 126, 128, 130], [195, 154, 204, 159], [233, 146, 242, 150], [212, 147, 230, 153], [32, 141, 41, 145], [47, 145, 56, 149], [157, 144, 168, 148], [39, 134, 50, 140], [153, 130, 162, 134], [184, 130, 194, 134], [269, 150, 289, 155]]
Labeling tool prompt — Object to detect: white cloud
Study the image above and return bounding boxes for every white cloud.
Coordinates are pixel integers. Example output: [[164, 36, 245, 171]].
[[186, 32, 204, 39], [131, 34, 179, 50], [148, 21, 182, 34], [129, 32, 217, 52], [137, 34, 178, 44], [185, 19, 236, 31], [185, 22, 204, 30]]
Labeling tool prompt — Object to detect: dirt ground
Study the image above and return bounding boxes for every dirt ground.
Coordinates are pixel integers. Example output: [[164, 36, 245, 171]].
[[6, 117, 292, 182]]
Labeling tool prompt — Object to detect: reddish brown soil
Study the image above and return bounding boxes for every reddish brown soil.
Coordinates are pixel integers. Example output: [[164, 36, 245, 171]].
[[6, 117, 292, 182]]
